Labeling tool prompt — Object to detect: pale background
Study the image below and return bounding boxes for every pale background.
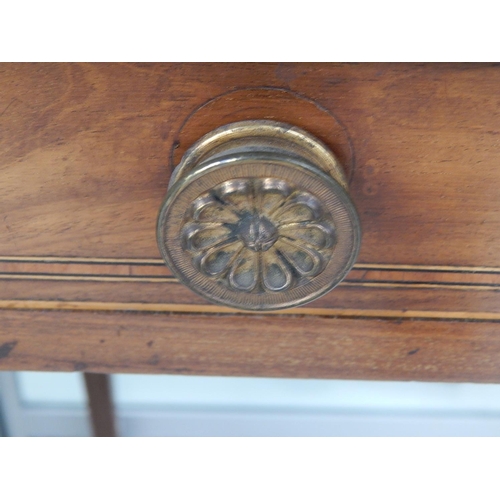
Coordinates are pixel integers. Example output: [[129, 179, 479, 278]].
[[1, 372, 500, 436]]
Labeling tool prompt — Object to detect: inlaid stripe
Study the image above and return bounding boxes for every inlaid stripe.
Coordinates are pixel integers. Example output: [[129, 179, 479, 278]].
[[0, 255, 500, 273], [1, 299, 500, 321]]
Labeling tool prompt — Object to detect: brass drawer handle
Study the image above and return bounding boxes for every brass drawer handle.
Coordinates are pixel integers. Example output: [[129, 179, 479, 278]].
[[157, 121, 361, 311]]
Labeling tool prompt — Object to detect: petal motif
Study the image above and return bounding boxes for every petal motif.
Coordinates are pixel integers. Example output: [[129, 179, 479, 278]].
[[228, 247, 259, 292], [215, 179, 253, 213], [182, 222, 233, 251], [191, 193, 240, 224], [271, 192, 323, 224], [262, 248, 294, 292], [258, 178, 293, 217], [275, 238, 324, 277], [278, 221, 336, 250], [198, 240, 243, 276]]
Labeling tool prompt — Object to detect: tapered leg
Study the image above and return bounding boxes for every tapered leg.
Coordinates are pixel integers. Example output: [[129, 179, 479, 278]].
[[83, 373, 117, 437]]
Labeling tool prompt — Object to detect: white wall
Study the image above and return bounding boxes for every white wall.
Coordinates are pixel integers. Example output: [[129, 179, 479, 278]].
[[2, 372, 500, 436]]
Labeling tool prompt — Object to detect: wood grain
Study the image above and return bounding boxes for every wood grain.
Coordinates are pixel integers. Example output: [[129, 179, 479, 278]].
[[1, 309, 500, 382], [1, 63, 499, 266], [1, 63, 500, 381]]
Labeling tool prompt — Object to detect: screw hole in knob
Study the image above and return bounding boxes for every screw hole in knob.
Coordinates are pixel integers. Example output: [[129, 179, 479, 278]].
[[157, 120, 361, 311]]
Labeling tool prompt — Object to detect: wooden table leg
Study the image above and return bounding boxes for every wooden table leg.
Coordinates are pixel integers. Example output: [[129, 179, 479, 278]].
[[83, 373, 117, 437]]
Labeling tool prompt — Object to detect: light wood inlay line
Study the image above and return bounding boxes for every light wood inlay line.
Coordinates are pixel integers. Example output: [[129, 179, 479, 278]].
[[1, 273, 500, 291], [1, 256, 500, 274], [354, 263, 500, 273], [0, 256, 165, 265], [340, 282, 500, 291], [1, 299, 500, 321], [2, 257, 500, 294], [0, 274, 177, 283]]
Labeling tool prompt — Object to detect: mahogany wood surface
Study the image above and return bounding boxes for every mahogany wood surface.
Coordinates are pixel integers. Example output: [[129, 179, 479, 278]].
[[0, 63, 499, 381], [1, 309, 500, 383]]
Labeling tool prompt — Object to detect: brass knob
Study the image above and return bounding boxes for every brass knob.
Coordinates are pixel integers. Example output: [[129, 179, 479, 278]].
[[157, 121, 361, 311]]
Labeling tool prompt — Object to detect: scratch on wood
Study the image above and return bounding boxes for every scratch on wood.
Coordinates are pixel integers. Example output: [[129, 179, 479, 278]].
[[0, 98, 17, 119], [0, 341, 18, 359]]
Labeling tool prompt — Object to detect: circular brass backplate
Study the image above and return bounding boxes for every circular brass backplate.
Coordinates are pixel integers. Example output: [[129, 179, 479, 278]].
[[157, 120, 361, 311]]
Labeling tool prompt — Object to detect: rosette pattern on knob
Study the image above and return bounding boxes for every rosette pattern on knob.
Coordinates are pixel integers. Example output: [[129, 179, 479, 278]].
[[181, 178, 336, 293]]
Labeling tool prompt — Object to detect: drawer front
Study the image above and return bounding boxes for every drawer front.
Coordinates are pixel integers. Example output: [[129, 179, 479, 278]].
[[1, 63, 500, 381]]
